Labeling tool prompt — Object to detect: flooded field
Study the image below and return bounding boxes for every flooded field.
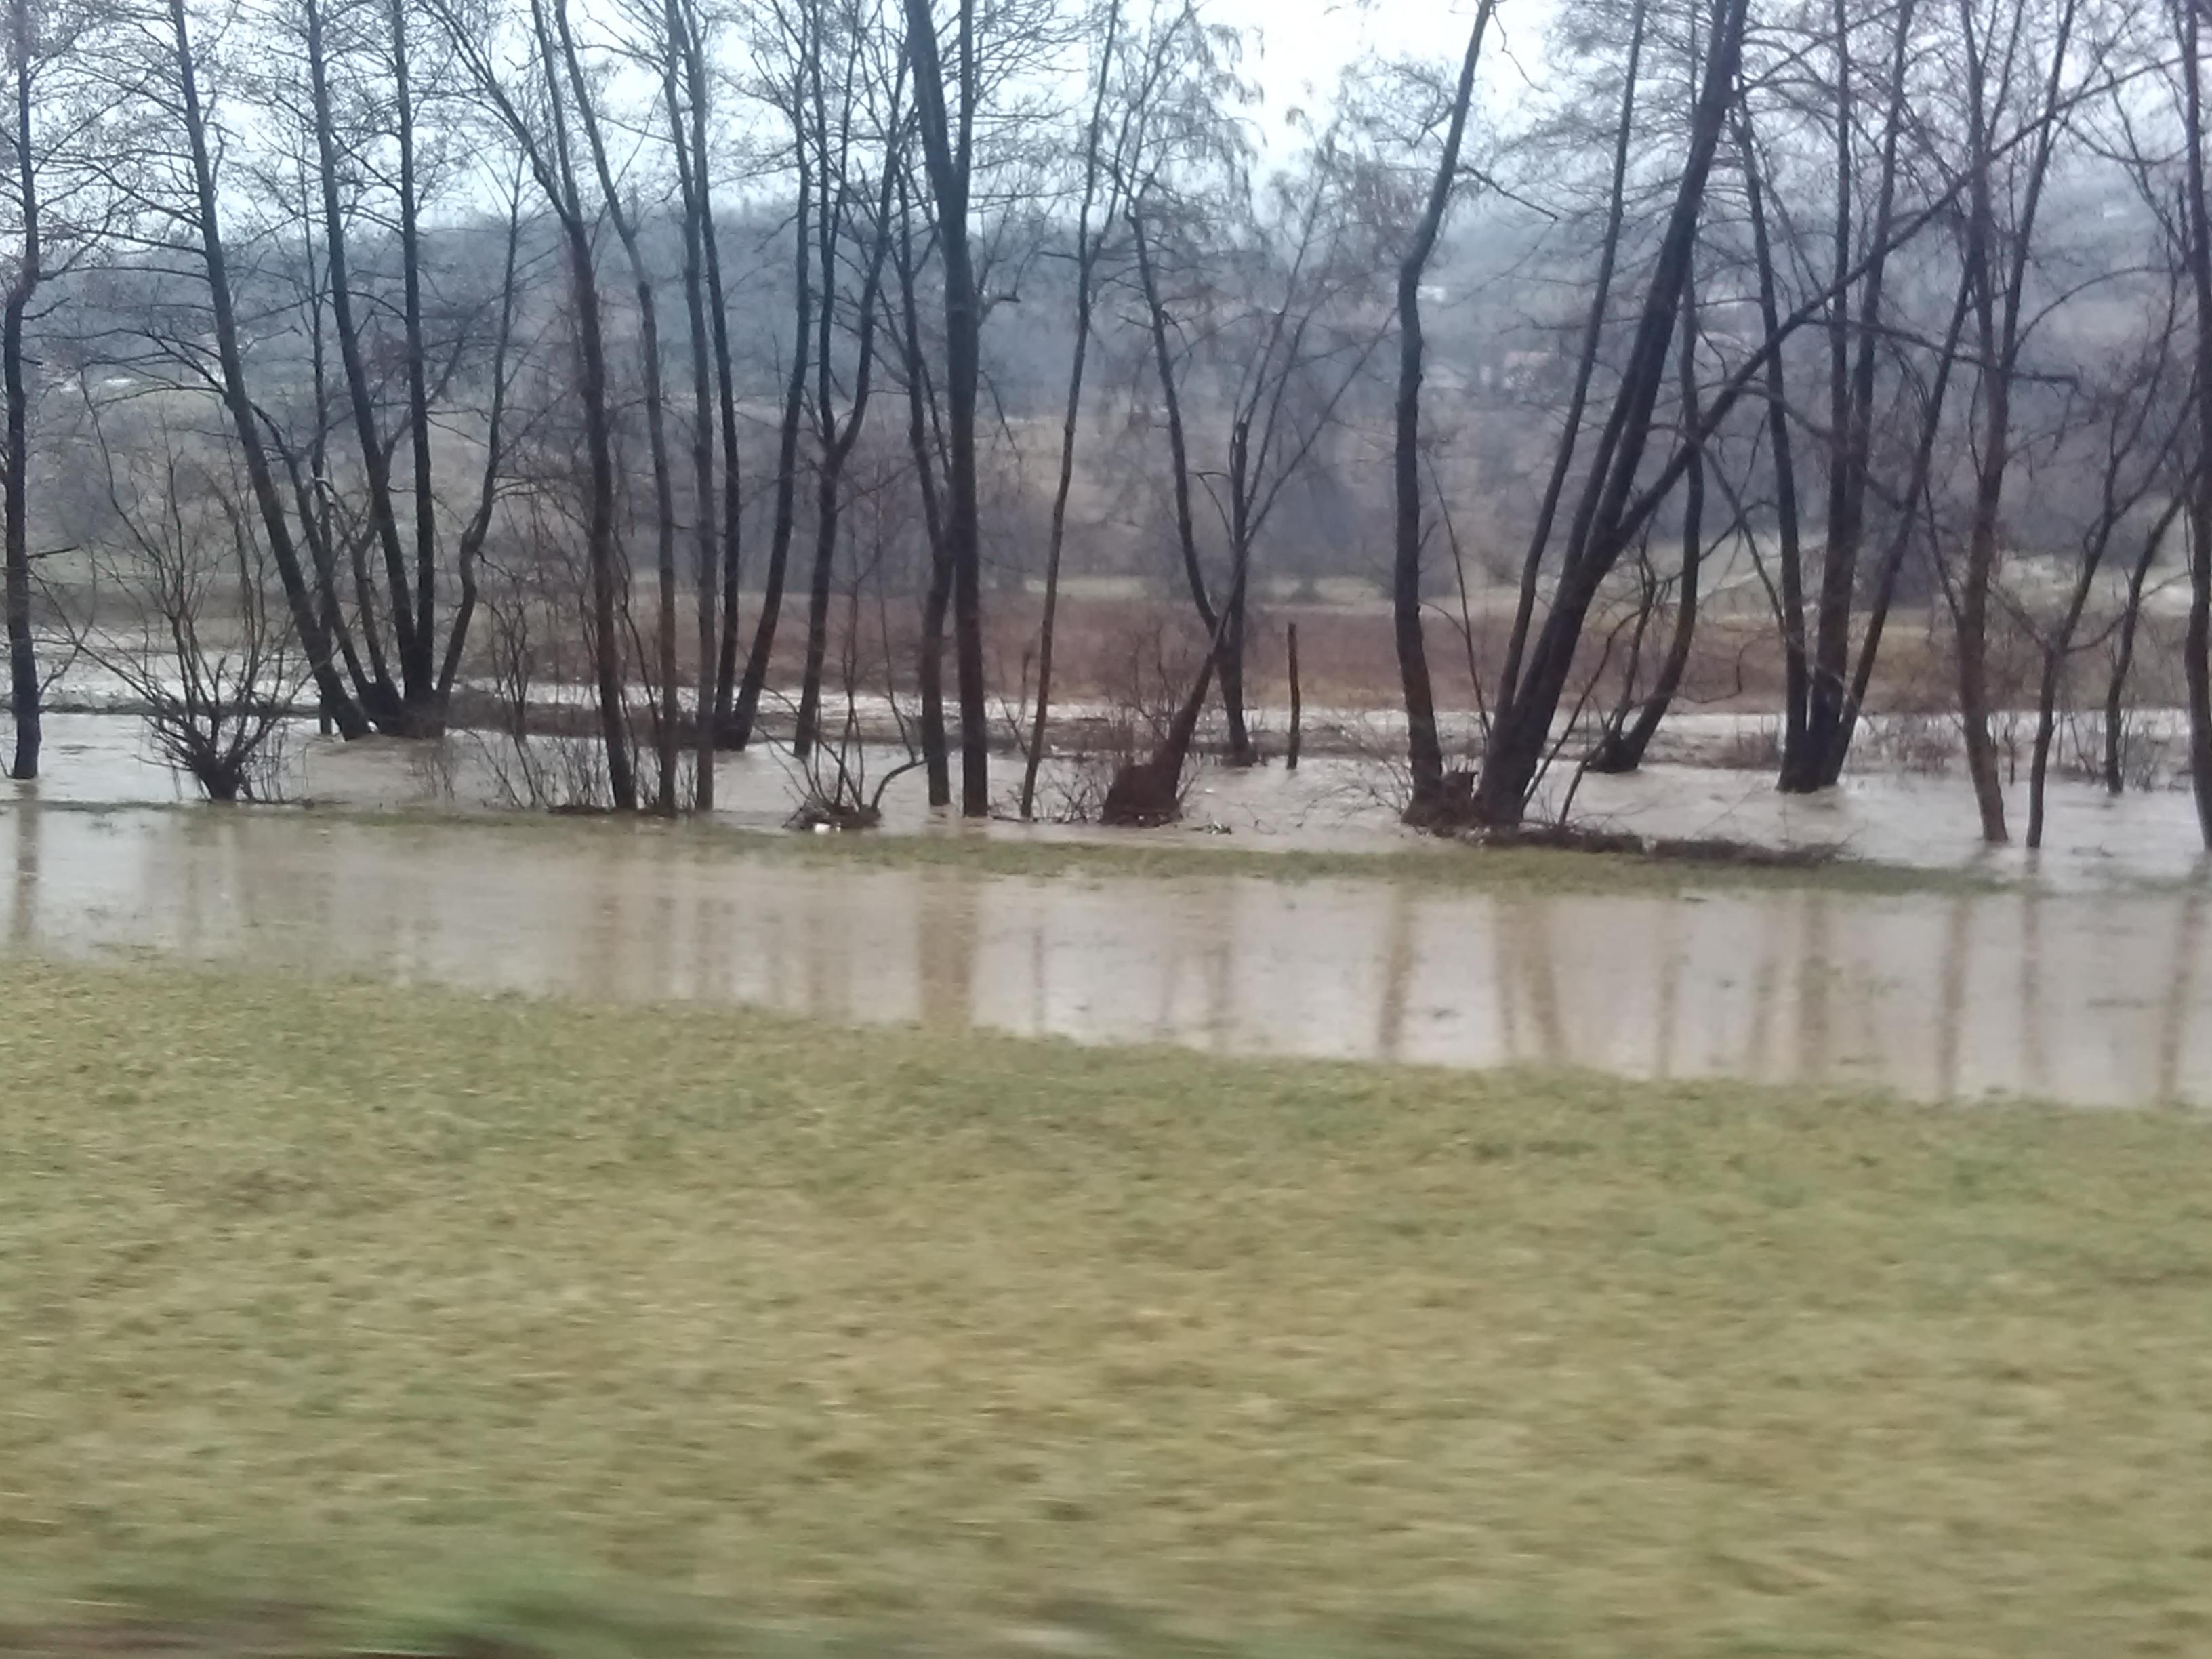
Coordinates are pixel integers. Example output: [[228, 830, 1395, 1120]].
[[16, 710, 2212, 886], [2, 796, 2205, 1106]]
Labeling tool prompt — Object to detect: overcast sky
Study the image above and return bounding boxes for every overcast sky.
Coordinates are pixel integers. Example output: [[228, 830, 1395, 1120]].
[[1200, 0, 1538, 155]]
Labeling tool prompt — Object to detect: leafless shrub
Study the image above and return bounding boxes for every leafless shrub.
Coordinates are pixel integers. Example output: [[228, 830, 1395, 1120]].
[[2066, 707, 2173, 792], [1039, 612, 1203, 823], [1042, 716, 1147, 823], [1859, 713, 1957, 775], [786, 724, 923, 831], [63, 415, 304, 803], [1328, 713, 1424, 819], [406, 737, 464, 804], [1710, 722, 1782, 771], [787, 561, 925, 830], [450, 547, 631, 813]]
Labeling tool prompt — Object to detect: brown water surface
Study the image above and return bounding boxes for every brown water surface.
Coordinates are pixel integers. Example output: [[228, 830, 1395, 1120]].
[[3, 802, 2204, 1107]]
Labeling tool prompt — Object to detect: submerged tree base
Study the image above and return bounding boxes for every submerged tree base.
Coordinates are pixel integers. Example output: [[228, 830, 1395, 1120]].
[[1470, 821, 1843, 868], [787, 798, 884, 832], [1400, 768, 1479, 832], [1098, 757, 1186, 827]]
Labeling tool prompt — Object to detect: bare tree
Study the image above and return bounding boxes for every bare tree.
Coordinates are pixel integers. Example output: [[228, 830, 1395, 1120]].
[[2020, 279, 2184, 846], [1948, 0, 2082, 844], [1468, 0, 1750, 826], [434, 0, 637, 806], [73, 411, 306, 802], [901, 0, 990, 814], [2180, 0, 2212, 846], [1775, 0, 1927, 794], [1392, 0, 1498, 804], [790, 0, 904, 762], [725, 0, 818, 754], [1020, 0, 1129, 817], [647, 0, 716, 805], [1, 0, 118, 776], [144, 0, 369, 741], [546, 0, 681, 811], [1587, 260, 1714, 773]]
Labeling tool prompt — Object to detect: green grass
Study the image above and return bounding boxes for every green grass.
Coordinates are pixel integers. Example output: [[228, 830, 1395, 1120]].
[[4, 958, 2211, 1657]]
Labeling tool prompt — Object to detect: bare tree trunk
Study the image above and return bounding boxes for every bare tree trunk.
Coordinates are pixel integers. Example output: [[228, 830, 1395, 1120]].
[[903, 0, 989, 815], [431, 0, 630, 798], [1788, 0, 1918, 790], [1285, 619, 1300, 771], [1826, 271, 1975, 785], [3, 0, 39, 779], [1021, 0, 1124, 819], [1221, 417, 1254, 766], [566, 227, 634, 813], [678, 0, 743, 741], [667, 1, 716, 810], [794, 86, 898, 764], [2026, 380, 2179, 846], [793, 70, 842, 764], [1494, 0, 1645, 728], [893, 169, 952, 806], [1958, 410, 2011, 842], [2184, 0, 2212, 846], [305, 0, 422, 728], [1130, 201, 1218, 721], [920, 538, 953, 802], [1957, 316, 2009, 840], [1219, 589, 1250, 761], [2104, 501, 2178, 794], [297, 203, 352, 728], [436, 174, 521, 703], [168, 0, 367, 739], [729, 140, 812, 751], [552, 0, 678, 811], [1471, 0, 1746, 825], [1810, 0, 1858, 783], [1952, 0, 2076, 845], [391, 0, 443, 726], [2027, 566, 2092, 852], [1391, 3, 1496, 804], [2023, 546, 2096, 850], [281, 216, 381, 716], [1589, 271, 1704, 774], [1102, 509, 1256, 825], [523, 0, 634, 807], [1738, 102, 1810, 788]]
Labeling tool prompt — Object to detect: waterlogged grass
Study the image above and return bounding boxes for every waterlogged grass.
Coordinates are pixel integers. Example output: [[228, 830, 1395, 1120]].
[[287, 797, 1994, 897], [26, 794, 1999, 897], [4, 958, 2212, 1658], [723, 818, 1986, 895]]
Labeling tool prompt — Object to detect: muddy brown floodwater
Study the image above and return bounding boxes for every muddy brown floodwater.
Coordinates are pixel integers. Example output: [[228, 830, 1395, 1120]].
[[19, 710, 2212, 886], [1, 801, 2205, 1107]]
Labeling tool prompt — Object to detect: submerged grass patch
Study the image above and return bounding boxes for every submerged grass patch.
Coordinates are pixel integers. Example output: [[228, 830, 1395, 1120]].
[[15, 794, 1999, 897], [3, 957, 2209, 1657], [342, 798, 1996, 897]]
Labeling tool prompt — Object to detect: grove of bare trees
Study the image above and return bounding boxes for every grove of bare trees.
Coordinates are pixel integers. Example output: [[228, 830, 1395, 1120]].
[[7, 0, 2212, 851]]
